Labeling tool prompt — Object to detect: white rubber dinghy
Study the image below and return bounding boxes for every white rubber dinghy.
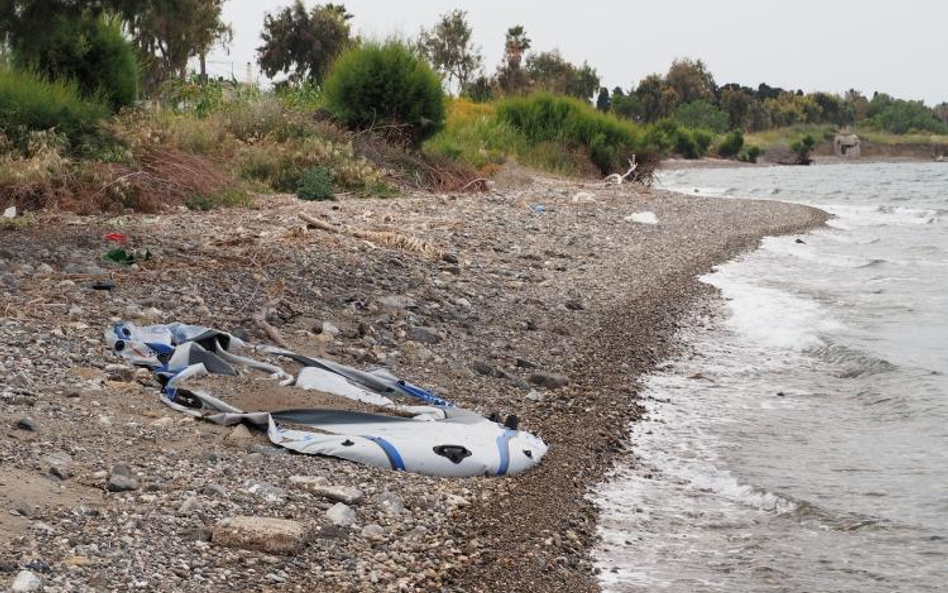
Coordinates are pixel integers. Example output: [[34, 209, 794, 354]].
[[105, 322, 548, 477]]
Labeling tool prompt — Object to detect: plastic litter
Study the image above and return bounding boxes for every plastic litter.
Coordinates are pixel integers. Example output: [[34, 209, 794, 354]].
[[2, 206, 16, 219], [625, 211, 659, 225]]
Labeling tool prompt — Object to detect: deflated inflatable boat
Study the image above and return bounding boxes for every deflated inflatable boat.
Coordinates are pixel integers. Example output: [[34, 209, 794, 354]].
[[105, 322, 547, 477]]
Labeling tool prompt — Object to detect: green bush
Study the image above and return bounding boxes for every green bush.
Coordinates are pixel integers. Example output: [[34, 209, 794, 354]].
[[324, 40, 446, 145], [645, 120, 710, 159], [739, 145, 762, 163], [82, 18, 138, 110], [717, 130, 745, 158], [673, 101, 729, 134], [496, 93, 652, 173], [0, 69, 108, 144], [790, 134, 816, 165], [297, 166, 335, 201], [14, 15, 137, 111]]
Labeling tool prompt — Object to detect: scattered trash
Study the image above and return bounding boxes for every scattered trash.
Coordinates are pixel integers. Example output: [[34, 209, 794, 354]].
[[530, 204, 546, 214], [92, 280, 116, 291], [103, 248, 150, 265], [105, 232, 128, 243], [571, 192, 597, 203], [105, 322, 548, 478], [3, 206, 16, 219], [624, 211, 659, 225]]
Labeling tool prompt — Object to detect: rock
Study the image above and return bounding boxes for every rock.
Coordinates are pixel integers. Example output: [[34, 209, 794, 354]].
[[178, 496, 203, 515], [408, 326, 442, 344], [472, 361, 498, 377], [445, 494, 470, 508], [246, 483, 286, 503], [361, 524, 385, 540], [529, 372, 569, 390], [376, 491, 405, 514], [108, 464, 140, 492], [325, 503, 356, 527], [202, 483, 227, 497], [13, 501, 37, 518], [526, 390, 544, 402], [212, 516, 310, 555], [442, 253, 459, 264], [105, 364, 134, 382], [321, 321, 340, 336], [223, 424, 255, 446], [289, 476, 363, 504], [378, 295, 416, 310], [16, 417, 39, 432], [11, 570, 42, 592], [63, 263, 106, 275], [44, 451, 75, 479], [107, 474, 140, 493], [36, 263, 54, 275], [149, 417, 175, 429], [564, 299, 586, 311]]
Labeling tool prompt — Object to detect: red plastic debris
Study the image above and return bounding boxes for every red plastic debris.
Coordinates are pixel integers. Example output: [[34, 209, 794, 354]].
[[105, 232, 128, 243]]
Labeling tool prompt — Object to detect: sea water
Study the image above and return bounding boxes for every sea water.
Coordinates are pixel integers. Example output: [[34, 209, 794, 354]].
[[595, 162, 948, 592]]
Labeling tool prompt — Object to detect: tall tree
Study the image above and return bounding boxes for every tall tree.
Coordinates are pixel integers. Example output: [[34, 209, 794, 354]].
[[596, 87, 611, 112], [934, 102, 948, 127], [526, 50, 600, 101], [127, 0, 232, 91], [496, 25, 530, 95], [634, 74, 674, 122], [416, 9, 482, 95], [665, 58, 716, 106], [257, 1, 353, 85]]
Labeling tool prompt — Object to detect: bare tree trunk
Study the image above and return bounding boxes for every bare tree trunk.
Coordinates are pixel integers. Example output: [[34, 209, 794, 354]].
[[199, 52, 207, 85]]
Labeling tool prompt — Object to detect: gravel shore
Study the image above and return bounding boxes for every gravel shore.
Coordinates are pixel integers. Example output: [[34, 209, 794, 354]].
[[0, 171, 826, 592]]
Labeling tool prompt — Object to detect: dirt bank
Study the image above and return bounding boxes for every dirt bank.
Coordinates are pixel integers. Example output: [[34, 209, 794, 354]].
[[0, 171, 826, 592]]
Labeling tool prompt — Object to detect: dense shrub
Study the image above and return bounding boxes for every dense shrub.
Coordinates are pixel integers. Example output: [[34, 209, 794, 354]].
[[297, 166, 335, 201], [15, 15, 137, 111], [717, 130, 745, 158], [739, 145, 762, 163], [324, 40, 446, 145], [673, 101, 729, 133], [496, 93, 651, 173], [0, 70, 108, 144], [644, 120, 710, 160], [790, 134, 816, 165]]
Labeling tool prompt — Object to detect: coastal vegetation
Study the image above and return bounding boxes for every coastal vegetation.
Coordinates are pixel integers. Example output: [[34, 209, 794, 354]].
[[0, 1, 945, 214]]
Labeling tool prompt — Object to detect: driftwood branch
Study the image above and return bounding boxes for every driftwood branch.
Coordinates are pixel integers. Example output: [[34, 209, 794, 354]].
[[604, 156, 638, 186], [297, 212, 444, 259], [252, 287, 291, 349]]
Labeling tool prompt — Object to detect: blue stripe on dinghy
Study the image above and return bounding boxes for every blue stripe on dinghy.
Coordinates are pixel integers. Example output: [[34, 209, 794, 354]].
[[495, 430, 517, 476], [398, 382, 452, 407], [362, 436, 406, 471]]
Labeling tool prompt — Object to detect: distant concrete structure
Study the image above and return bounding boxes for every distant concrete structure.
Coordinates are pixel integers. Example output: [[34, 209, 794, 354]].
[[834, 133, 861, 158]]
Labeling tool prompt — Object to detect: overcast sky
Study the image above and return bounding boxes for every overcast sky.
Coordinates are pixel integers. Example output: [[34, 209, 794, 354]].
[[209, 0, 947, 105]]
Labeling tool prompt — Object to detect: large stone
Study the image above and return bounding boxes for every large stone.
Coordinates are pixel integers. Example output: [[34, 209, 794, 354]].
[[325, 503, 356, 527], [107, 474, 140, 493], [289, 476, 364, 505], [378, 295, 416, 310], [16, 417, 39, 432], [11, 570, 43, 592], [528, 372, 569, 390], [409, 326, 442, 344], [212, 516, 310, 555]]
